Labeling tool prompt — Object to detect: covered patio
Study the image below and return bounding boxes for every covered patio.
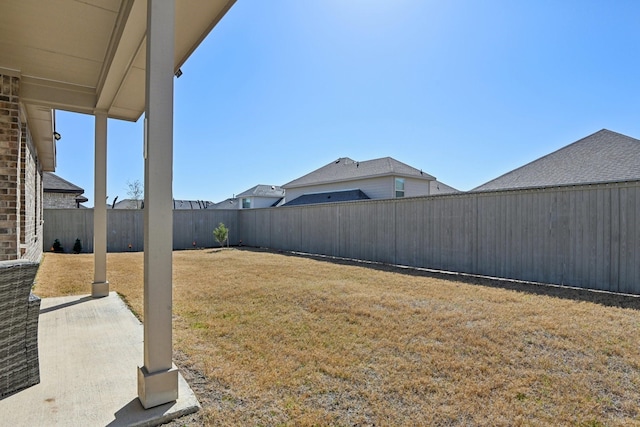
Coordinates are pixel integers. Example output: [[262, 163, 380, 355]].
[[0, 0, 235, 422], [0, 292, 199, 425]]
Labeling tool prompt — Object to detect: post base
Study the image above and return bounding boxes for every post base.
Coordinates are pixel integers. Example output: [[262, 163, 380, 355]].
[[137, 364, 179, 409], [91, 281, 109, 298]]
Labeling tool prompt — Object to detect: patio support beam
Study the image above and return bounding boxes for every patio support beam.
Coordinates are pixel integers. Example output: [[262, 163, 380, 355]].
[[137, 0, 178, 409], [92, 111, 109, 297]]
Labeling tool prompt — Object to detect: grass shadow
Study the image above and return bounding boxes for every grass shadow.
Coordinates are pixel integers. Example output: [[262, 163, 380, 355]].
[[234, 246, 640, 311], [206, 247, 239, 254]]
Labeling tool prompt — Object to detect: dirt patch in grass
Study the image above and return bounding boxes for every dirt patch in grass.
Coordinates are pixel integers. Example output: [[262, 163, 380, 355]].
[[35, 249, 640, 426]]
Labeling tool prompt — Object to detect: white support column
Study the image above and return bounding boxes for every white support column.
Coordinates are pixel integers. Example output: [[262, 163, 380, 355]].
[[137, 0, 178, 409], [92, 111, 109, 298]]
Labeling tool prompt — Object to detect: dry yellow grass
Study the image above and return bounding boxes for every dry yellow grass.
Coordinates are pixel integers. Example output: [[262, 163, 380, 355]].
[[35, 249, 640, 426]]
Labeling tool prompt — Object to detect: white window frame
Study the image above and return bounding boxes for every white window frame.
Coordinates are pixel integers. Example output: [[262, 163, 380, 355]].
[[395, 177, 405, 198]]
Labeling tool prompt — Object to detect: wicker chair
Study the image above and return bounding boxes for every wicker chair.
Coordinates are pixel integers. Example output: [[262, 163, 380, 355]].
[[0, 260, 41, 399]]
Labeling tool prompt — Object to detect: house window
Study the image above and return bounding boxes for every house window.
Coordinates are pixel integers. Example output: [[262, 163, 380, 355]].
[[242, 198, 251, 209], [395, 178, 405, 198]]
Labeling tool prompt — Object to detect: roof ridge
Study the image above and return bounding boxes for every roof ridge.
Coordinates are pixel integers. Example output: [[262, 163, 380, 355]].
[[472, 129, 640, 191], [283, 156, 435, 188]]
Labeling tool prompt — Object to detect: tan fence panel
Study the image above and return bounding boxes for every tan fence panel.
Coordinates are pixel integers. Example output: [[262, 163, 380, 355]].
[[43, 209, 94, 253], [173, 210, 238, 249], [107, 209, 143, 252], [44, 181, 640, 294]]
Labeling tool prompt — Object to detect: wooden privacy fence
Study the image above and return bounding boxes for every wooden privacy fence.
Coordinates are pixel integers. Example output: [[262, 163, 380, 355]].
[[43, 209, 239, 253], [239, 180, 640, 294], [44, 180, 640, 294]]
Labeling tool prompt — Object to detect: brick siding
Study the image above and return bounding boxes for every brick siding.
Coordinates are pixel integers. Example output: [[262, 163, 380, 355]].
[[0, 73, 43, 262], [44, 192, 81, 209], [21, 126, 43, 261]]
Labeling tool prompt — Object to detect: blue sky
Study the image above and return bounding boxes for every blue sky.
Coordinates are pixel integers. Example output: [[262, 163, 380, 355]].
[[55, 0, 640, 206]]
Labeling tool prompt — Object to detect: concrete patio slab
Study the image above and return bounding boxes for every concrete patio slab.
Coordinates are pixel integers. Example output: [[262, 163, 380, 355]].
[[0, 292, 200, 426]]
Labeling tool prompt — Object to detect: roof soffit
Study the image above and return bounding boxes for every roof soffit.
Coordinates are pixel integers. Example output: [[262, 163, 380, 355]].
[[1, 0, 236, 120], [0, 0, 236, 170], [107, 0, 238, 121]]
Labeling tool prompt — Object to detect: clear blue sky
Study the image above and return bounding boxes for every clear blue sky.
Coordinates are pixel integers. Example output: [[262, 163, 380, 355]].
[[55, 0, 640, 207]]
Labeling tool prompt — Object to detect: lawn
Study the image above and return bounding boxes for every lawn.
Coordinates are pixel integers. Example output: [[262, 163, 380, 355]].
[[35, 248, 640, 426]]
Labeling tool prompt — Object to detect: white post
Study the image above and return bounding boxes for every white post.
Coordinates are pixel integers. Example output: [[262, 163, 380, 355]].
[[92, 111, 109, 297], [137, 0, 178, 409]]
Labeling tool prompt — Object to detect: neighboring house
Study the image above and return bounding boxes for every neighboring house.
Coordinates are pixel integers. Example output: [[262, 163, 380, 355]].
[[111, 199, 214, 209], [212, 185, 285, 209], [173, 199, 214, 210], [43, 172, 88, 209], [283, 189, 370, 206], [282, 157, 457, 206], [212, 198, 240, 210], [112, 199, 143, 209], [473, 129, 640, 192]]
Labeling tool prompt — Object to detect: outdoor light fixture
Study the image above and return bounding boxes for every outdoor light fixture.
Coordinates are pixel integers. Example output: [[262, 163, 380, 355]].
[[175, 68, 183, 78], [53, 132, 61, 141]]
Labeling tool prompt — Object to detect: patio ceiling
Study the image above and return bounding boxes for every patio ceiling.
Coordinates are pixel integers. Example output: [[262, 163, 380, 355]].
[[0, 0, 235, 171]]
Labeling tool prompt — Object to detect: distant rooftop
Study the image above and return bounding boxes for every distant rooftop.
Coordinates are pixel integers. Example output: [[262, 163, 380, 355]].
[[211, 198, 240, 209], [112, 199, 143, 209], [173, 200, 214, 210], [473, 129, 640, 192], [236, 185, 285, 198], [43, 172, 84, 194], [283, 157, 435, 189]]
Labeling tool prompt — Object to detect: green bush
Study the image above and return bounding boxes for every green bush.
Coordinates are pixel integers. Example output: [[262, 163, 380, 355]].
[[73, 238, 82, 254], [52, 239, 64, 253], [213, 222, 229, 247]]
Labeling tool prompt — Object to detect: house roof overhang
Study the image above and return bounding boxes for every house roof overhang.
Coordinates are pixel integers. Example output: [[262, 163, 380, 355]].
[[0, 0, 235, 171]]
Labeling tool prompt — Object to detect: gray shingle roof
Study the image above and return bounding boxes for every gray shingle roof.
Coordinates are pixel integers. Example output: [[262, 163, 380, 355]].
[[473, 129, 640, 191], [430, 180, 460, 194], [173, 200, 214, 209], [236, 185, 285, 198], [283, 157, 435, 189], [211, 198, 240, 209], [282, 189, 370, 206], [112, 199, 143, 209], [43, 172, 84, 193]]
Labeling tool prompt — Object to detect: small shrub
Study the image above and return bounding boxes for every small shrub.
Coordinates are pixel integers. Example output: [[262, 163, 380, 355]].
[[73, 239, 82, 254], [52, 239, 64, 253], [213, 222, 229, 247]]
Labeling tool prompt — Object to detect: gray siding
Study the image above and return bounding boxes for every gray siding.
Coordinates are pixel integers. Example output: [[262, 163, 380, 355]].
[[403, 176, 431, 197], [44, 181, 640, 295], [285, 176, 395, 202], [242, 197, 281, 209], [285, 176, 431, 203]]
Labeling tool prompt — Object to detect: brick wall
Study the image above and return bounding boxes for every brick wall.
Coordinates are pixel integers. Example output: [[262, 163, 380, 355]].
[[0, 73, 43, 262], [0, 74, 21, 260], [21, 126, 43, 262], [44, 192, 80, 209]]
